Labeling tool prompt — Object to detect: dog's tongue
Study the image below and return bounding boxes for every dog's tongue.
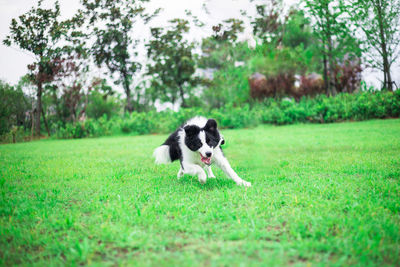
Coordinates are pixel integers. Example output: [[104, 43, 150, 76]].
[[200, 154, 211, 165]]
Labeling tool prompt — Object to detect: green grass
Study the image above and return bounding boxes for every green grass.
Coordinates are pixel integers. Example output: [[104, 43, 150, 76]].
[[1, 119, 399, 266]]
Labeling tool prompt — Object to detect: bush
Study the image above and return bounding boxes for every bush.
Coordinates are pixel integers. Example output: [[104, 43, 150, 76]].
[[86, 91, 120, 119], [120, 112, 158, 135], [0, 126, 28, 144], [210, 104, 261, 128], [54, 115, 117, 139], [46, 91, 400, 140], [258, 91, 400, 125], [0, 80, 29, 135]]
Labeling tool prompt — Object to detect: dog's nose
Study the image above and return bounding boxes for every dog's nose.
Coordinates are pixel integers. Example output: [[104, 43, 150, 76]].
[[205, 152, 212, 157]]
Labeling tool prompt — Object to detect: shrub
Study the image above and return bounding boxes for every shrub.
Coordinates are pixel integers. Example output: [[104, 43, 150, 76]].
[[210, 104, 261, 128], [0, 126, 27, 144], [333, 59, 362, 93], [0, 80, 29, 135], [86, 91, 120, 119], [120, 112, 158, 135], [45, 91, 400, 141]]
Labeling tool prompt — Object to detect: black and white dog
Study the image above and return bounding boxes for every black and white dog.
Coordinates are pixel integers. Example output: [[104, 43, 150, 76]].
[[153, 116, 251, 187]]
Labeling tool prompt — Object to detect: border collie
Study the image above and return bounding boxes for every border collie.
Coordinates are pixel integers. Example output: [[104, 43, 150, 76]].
[[153, 116, 251, 187]]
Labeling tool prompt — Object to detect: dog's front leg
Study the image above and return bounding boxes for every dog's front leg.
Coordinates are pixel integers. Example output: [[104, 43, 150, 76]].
[[205, 166, 216, 178], [177, 167, 184, 179], [213, 148, 251, 187], [181, 162, 207, 184]]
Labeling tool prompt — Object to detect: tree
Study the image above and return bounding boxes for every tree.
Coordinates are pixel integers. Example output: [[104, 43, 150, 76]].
[[198, 18, 246, 72], [86, 80, 120, 119], [198, 18, 251, 108], [81, 0, 159, 112], [251, 0, 288, 47], [349, 0, 400, 91], [146, 19, 199, 108], [51, 53, 91, 123], [0, 81, 29, 136], [212, 18, 245, 43], [304, 0, 360, 95], [3, 1, 69, 136], [281, 10, 315, 49]]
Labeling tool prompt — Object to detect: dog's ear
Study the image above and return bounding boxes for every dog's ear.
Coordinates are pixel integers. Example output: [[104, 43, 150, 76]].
[[204, 119, 217, 132], [220, 136, 225, 146], [184, 125, 200, 136]]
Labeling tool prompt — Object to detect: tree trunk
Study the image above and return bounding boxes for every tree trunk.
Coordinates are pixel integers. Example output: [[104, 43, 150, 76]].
[[380, 36, 392, 92], [35, 81, 43, 137], [326, 30, 336, 96], [178, 85, 187, 108], [327, 51, 337, 96], [323, 3, 332, 96], [323, 54, 329, 95], [41, 108, 51, 137], [52, 88, 63, 124], [79, 89, 90, 121], [122, 72, 133, 113], [125, 90, 133, 113], [387, 67, 393, 91], [375, 0, 393, 91], [31, 109, 34, 140], [382, 64, 387, 90]]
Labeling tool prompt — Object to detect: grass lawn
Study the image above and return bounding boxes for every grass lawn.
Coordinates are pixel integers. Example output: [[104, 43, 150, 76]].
[[0, 119, 399, 266]]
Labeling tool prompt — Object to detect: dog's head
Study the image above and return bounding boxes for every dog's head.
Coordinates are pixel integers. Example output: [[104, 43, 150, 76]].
[[184, 119, 223, 165]]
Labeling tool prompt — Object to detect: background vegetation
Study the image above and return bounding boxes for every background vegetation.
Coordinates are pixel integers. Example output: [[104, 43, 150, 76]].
[[1, 0, 400, 143]]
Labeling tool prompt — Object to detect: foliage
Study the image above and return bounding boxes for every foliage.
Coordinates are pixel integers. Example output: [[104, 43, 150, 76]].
[[332, 59, 362, 93], [81, 0, 159, 112], [199, 41, 266, 108], [349, 0, 400, 91], [304, 0, 361, 95], [199, 38, 252, 72], [282, 10, 315, 49], [197, 17, 245, 75], [201, 10, 323, 108], [49, 91, 400, 140], [259, 91, 400, 124], [48, 53, 93, 123], [251, 0, 287, 47], [0, 81, 29, 136], [248, 50, 362, 101], [53, 115, 116, 139], [86, 91, 120, 120], [248, 44, 323, 100], [147, 19, 199, 108], [203, 63, 252, 109], [2, 0, 399, 144], [252, 46, 310, 76], [1, 120, 400, 266], [211, 18, 245, 42], [3, 0, 71, 136]]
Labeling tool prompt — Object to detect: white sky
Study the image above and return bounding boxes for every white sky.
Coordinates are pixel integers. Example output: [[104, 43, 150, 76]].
[[0, 0, 398, 89]]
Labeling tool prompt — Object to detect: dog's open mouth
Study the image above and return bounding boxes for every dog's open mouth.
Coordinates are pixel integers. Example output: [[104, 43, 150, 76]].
[[200, 153, 211, 165]]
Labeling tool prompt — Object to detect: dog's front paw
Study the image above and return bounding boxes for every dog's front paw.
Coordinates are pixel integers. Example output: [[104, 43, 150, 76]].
[[208, 174, 216, 179], [237, 180, 251, 187], [177, 169, 184, 179], [198, 174, 207, 184]]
